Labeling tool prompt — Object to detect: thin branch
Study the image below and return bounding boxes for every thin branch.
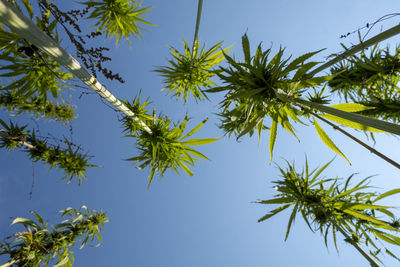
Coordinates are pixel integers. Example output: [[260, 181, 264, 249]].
[[312, 112, 400, 170], [308, 24, 400, 76], [332, 221, 381, 267]]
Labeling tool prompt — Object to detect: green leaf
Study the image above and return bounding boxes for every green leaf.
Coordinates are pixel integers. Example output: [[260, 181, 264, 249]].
[[385, 248, 400, 261], [242, 33, 251, 64], [258, 204, 292, 222], [21, 0, 34, 19], [320, 114, 385, 132], [285, 204, 298, 241], [269, 118, 278, 162], [182, 138, 218, 146], [339, 203, 390, 211], [180, 117, 208, 140], [54, 253, 70, 267], [258, 197, 292, 204], [375, 231, 400, 246], [236, 116, 262, 140], [373, 188, 400, 203], [10, 217, 35, 227], [341, 209, 389, 227], [178, 161, 193, 176], [330, 103, 375, 113], [31, 211, 44, 227], [284, 49, 324, 74], [313, 118, 350, 164]]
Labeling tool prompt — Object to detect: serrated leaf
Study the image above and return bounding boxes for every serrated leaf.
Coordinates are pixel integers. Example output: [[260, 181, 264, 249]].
[[182, 138, 218, 146], [320, 114, 384, 132], [373, 188, 400, 203], [313, 118, 350, 164], [10, 217, 35, 227], [342, 209, 389, 227], [54, 254, 70, 267], [180, 117, 208, 140], [330, 103, 375, 113], [258, 204, 292, 222], [285, 204, 298, 241], [258, 197, 292, 205], [242, 33, 251, 64], [269, 118, 278, 162]]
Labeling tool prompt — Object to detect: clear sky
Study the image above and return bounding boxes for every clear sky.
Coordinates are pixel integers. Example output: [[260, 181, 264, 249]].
[[1, 0, 400, 266]]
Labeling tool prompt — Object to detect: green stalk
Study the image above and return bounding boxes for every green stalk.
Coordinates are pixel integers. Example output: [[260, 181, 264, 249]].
[[275, 90, 400, 135], [0, 0, 152, 134], [0, 259, 17, 267], [192, 0, 204, 52], [308, 24, 400, 76], [332, 221, 381, 267]]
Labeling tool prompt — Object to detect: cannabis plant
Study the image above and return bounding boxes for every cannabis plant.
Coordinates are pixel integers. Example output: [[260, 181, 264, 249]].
[[329, 45, 400, 123], [208, 34, 400, 162], [208, 33, 332, 157], [82, 0, 153, 44], [124, 111, 217, 186], [329, 45, 400, 98], [0, 119, 95, 185], [155, 39, 229, 102], [119, 93, 153, 136], [257, 159, 400, 266], [0, 206, 107, 267], [0, 90, 76, 123], [0, 4, 73, 100]]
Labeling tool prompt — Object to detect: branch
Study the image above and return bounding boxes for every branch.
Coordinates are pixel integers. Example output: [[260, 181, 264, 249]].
[[332, 221, 381, 267]]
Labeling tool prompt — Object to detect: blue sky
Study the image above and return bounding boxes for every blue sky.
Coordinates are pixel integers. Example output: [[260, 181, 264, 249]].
[[1, 0, 400, 266]]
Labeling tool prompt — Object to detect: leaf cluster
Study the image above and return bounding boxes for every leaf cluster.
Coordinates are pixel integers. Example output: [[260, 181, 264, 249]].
[[0, 90, 76, 123], [119, 93, 153, 136], [0, 120, 95, 185], [329, 45, 400, 98], [122, 106, 217, 186], [82, 0, 154, 44], [0, 5, 74, 100], [155, 39, 230, 102], [0, 206, 107, 267], [328, 45, 400, 123], [257, 159, 400, 262], [207, 34, 331, 158]]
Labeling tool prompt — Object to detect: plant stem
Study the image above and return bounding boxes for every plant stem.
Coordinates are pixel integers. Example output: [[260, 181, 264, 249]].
[[0, 0, 152, 134], [192, 0, 203, 52], [332, 221, 380, 267], [308, 24, 400, 76], [0, 129, 34, 149], [275, 91, 400, 136], [311, 112, 400, 170], [0, 259, 17, 267]]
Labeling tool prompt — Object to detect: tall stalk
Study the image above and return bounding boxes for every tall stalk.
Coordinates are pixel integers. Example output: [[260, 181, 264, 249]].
[[192, 0, 203, 52], [308, 24, 400, 76], [332, 221, 381, 267], [0, 0, 152, 134]]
